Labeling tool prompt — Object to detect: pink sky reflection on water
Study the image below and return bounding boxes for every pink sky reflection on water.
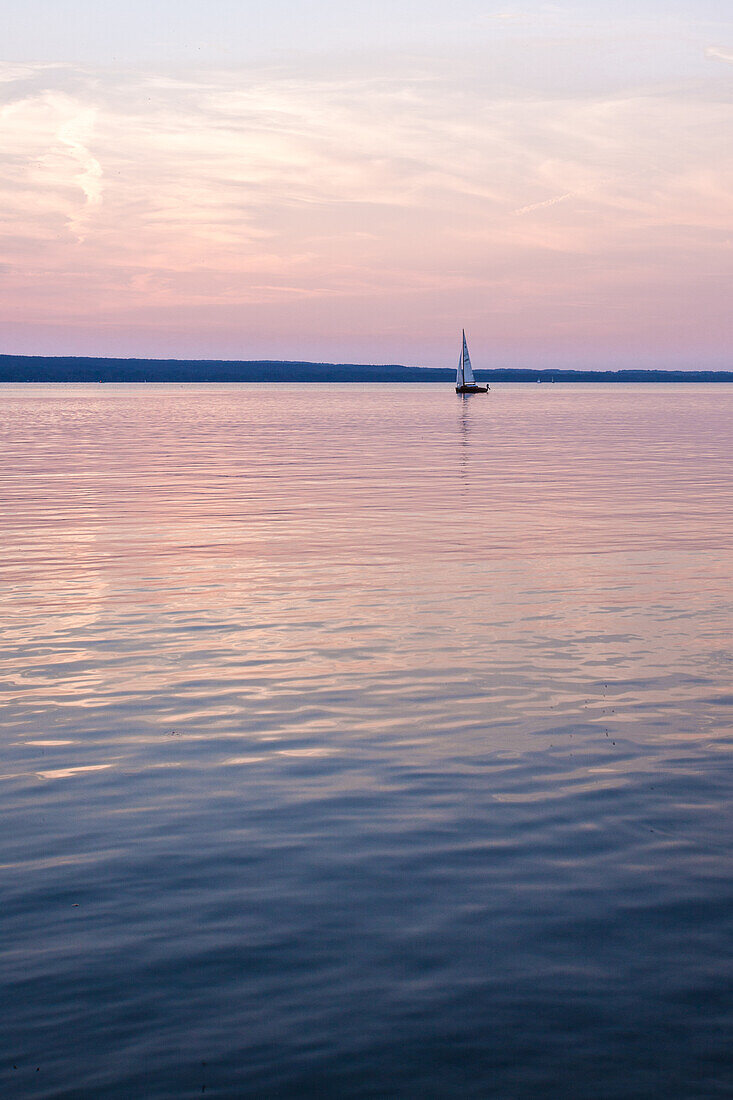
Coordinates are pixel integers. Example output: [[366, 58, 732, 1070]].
[[1, 383, 731, 761]]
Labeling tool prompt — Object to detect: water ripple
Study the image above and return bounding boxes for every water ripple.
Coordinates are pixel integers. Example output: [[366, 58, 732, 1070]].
[[1, 384, 732, 1098]]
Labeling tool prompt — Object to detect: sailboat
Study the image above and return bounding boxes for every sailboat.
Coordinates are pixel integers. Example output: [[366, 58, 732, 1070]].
[[456, 330, 489, 394]]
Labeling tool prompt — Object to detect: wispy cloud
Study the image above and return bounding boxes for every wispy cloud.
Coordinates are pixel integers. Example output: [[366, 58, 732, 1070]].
[[705, 46, 733, 64], [1, 85, 103, 243], [54, 97, 103, 240], [0, 57, 731, 362]]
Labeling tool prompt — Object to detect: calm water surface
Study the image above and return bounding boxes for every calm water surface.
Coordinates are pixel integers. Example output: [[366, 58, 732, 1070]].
[[1, 384, 732, 1098]]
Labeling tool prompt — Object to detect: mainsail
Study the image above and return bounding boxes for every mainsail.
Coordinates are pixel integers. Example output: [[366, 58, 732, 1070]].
[[456, 330, 476, 387]]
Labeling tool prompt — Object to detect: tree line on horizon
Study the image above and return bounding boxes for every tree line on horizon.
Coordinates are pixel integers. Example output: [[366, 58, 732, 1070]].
[[0, 355, 731, 383]]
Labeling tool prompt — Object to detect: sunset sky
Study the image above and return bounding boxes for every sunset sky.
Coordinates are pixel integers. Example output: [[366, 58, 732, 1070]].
[[1, 0, 731, 367]]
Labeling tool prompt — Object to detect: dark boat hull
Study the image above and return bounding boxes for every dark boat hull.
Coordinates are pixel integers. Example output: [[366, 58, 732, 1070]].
[[456, 384, 489, 394]]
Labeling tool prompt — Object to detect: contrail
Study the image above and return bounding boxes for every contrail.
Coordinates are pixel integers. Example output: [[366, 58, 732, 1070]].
[[512, 191, 575, 216]]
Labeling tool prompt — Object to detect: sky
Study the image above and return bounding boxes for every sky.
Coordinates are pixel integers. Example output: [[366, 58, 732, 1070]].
[[1, 0, 731, 367]]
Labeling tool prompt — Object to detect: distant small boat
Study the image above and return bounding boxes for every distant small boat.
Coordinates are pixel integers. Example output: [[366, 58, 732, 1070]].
[[455, 331, 489, 394]]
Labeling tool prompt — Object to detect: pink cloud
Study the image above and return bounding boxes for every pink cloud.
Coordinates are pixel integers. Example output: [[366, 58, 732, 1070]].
[[0, 60, 731, 366]]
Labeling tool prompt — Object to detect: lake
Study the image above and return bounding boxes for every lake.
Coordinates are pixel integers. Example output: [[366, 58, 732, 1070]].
[[1, 383, 731, 1098]]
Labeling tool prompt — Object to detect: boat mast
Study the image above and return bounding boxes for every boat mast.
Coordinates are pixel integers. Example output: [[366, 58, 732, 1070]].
[[461, 329, 476, 387]]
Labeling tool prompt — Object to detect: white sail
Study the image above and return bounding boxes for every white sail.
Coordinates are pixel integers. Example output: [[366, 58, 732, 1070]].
[[456, 349, 464, 387], [461, 330, 475, 385]]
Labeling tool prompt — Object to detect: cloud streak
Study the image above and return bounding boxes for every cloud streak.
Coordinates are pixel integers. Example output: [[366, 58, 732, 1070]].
[[55, 98, 103, 240], [705, 46, 733, 64], [0, 57, 731, 364], [513, 191, 576, 215]]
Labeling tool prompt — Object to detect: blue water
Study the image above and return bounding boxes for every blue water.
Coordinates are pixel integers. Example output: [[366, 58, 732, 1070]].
[[1, 384, 731, 1098]]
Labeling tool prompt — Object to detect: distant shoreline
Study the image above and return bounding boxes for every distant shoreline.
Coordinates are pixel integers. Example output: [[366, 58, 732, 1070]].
[[1, 355, 732, 383]]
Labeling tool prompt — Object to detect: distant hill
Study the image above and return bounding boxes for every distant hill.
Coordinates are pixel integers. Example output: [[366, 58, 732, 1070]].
[[1, 355, 732, 383]]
